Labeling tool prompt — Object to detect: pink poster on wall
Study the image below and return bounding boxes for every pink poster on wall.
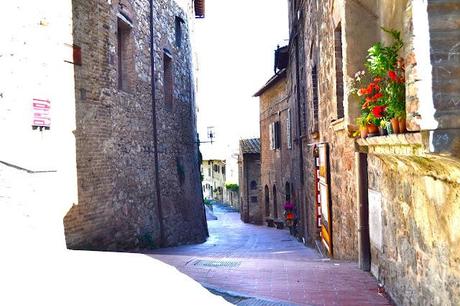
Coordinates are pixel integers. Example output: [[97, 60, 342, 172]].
[[32, 98, 51, 129]]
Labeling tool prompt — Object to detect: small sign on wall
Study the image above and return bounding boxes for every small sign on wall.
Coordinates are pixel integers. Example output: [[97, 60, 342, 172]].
[[369, 189, 383, 251], [32, 98, 51, 130]]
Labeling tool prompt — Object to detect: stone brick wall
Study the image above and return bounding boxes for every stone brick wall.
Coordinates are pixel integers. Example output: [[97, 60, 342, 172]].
[[259, 74, 297, 223], [64, 0, 207, 250], [291, 0, 358, 259], [367, 150, 460, 306], [239, 153, 262, 225]]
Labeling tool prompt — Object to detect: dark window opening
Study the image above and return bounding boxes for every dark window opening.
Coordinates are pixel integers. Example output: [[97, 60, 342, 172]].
[[222, 166, 226, 175], [175, 16, 184, 48], [285, 182, 291, 201], [312, 64, 319, 132], [274, 121, 281, 149], [335, 22, 344, 119], [250, 180, 257, 190], [163, 50, 173, 109], [251, 196, 258, 203], [117, 16, 133, 91]]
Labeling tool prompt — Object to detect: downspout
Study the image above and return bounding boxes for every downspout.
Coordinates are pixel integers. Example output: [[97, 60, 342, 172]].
[[356, 151, 370, 271], [294, 26, 306, 240], [149, 0, 165, 247]]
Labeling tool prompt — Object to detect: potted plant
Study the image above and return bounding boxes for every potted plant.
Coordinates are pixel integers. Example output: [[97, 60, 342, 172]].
[[367, 28, 405, 134], [355, 114, 369, 138]]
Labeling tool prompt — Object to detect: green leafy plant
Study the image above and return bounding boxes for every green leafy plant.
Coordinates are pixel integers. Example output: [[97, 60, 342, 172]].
[[225, 183, 239, 192], [366, 28, 403, 77], [351, 27, 406, 131]]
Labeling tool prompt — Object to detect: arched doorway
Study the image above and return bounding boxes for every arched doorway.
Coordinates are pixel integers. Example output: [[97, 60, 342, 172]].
[[273, 185, 278, 219], [285, 182, 291, 201], [264, 185, 270, 217]]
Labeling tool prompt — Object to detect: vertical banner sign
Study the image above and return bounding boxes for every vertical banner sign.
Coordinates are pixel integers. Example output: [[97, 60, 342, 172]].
[[313, 145, 322, 228], [317, 143, 332, 256], [32, 98, 51, 129]]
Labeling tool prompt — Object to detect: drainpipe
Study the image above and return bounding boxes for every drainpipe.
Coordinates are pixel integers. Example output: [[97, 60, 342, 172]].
[[293, 26, 306, 240], [356, 151, 370, 271], [149, 0, 165, 247]]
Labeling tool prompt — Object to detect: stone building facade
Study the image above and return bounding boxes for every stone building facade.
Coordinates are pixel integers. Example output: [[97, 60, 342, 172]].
[[201, 159, 226, 201], [1, 0, 208, 251], [255, 69, 298, 226], [238, 138, 262, 224], [284, 0, 460, 304]]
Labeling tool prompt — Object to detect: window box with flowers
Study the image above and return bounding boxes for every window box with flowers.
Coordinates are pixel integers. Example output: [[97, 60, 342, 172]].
[[350, 28, 406, 138]]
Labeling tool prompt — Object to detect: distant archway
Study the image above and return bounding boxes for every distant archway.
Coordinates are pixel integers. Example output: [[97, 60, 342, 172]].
[[273, 185, 278, 219], [264, 185, 270, 217]]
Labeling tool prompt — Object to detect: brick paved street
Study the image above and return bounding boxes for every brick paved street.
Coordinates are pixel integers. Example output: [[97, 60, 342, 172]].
[[147, 202, 391, 306]]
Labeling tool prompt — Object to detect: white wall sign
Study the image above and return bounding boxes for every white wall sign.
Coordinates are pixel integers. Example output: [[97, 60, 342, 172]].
[[368, 189, 383, 251]]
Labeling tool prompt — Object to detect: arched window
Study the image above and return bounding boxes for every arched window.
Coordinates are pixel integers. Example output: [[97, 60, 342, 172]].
[[250, 180, 257, 190], [264, 185, 270, 217], [273, 185, 278, 219]]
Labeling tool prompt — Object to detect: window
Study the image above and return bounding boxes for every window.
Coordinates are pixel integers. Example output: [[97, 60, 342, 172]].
[[250, 180, 257, 190], [269, 121, 281, 150], [312, 64, 319, 132], [175, 17, 184, 48], [163, 50, 173, 109], [287, 109, 292, 149], [117, 12, 133, 91], [222, 166, 225, 175], [251, 196, 258, 203], [208, 168, 211, 177], [334, 22, 344, 119]]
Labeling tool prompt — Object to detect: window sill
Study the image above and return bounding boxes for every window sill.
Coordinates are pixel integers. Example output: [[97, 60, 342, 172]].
[[330, 118, 345, 132], [355, 132, 427, 156]]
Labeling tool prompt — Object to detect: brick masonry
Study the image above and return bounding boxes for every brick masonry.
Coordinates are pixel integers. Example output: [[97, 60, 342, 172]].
[[239, 139, 262, 225], [257, 73, 296, 224], [64, 0, 207, 250], [287, 0, 460, 304]]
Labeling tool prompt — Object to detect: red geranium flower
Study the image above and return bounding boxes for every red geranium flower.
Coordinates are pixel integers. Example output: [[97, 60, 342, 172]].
[[372, 92, 383, 100], [372, 105, 386, 118], [388, 70, 398, 82]]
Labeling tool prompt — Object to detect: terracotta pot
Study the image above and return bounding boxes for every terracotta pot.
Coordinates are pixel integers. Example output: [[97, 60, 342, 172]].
[[360, 126, 368, 139], [390, 118, 400, 134], [367, 123, 379, 136], [398, 118, 406, 133]]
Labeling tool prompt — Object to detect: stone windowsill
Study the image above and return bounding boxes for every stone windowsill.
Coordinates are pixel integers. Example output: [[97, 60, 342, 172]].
[[355, 132, 428, 156], [330, 118, 345, 131]]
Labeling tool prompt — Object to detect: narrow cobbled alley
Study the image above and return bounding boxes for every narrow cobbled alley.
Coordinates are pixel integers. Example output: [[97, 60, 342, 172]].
[[147, 202, 391, 306]]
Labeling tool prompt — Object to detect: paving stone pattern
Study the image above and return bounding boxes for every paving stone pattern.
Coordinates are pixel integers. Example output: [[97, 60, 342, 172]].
[[147, 203, 391, 306]]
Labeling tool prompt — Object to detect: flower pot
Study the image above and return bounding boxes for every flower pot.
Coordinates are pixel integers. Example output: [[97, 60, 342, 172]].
[[398, 118, 406, 133], [367, 123, 379, 137], [360, 126, 368, 139], [390, 118, 400, 134]]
